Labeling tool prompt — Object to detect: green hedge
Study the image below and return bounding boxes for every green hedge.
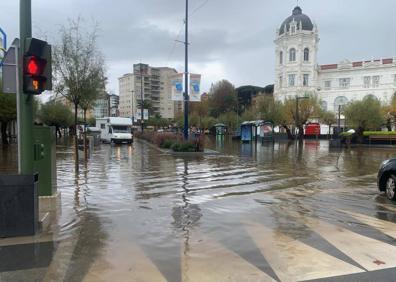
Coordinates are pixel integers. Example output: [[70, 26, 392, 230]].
[[340, 132, 353, 137], [363, 131, 396, 136]]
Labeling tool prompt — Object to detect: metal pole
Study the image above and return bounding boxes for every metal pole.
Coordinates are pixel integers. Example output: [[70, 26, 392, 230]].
[[183, 0, 189, 140], [338, 105, 341, 136], [295, 96, 299, 139], [108, 94, 111, 117], [0, 27, 7, 50], [19, 0, 34, 174], [140, 64, 144, 132], [15, 41, 21, 173], [130, 90, 134, 122]]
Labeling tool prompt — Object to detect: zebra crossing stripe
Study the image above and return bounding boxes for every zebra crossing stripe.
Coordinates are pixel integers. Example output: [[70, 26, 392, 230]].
[[245, 222, 363, 282], [339, 209, 396, 240], [181, 231, 276, 282], [82, 242, 167, 282], [376, 204, 396, 213], [306, 217, 396, 271]]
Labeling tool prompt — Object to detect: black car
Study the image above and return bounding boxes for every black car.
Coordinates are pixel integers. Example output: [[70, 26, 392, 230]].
[[378, 158, 396, 200]]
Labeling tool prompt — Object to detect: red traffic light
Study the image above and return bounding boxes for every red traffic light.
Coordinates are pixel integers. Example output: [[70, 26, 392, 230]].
[[25, 56, 47, 76]]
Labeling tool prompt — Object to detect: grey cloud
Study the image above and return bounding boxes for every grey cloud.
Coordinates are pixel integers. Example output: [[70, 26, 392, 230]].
[[1, 0, 396, 92]]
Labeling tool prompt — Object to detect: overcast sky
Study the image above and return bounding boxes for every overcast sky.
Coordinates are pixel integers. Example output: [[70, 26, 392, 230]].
[[1, 0, 396, 95]]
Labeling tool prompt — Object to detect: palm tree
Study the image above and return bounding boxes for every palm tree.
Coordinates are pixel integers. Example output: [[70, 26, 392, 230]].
[[137, 100, 154, 116]]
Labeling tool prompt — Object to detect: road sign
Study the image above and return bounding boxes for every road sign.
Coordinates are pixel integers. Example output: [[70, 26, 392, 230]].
[[1, 38, 19, 94]]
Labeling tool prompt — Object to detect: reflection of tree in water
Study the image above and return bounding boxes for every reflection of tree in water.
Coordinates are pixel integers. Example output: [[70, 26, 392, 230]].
[[171, 159, 202, 279], [64, 169, 108, 281], [63, 212, 108, 281]]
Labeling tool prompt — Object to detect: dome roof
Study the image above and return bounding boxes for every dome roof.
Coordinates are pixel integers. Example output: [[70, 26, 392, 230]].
[[279, 6, 313, 35]]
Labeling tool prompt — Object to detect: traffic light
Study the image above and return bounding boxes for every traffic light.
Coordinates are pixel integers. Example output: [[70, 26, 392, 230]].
[[23, 38, 52, 95]]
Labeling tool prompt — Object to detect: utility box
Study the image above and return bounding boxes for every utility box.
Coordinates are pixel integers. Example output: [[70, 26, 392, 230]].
[[33, 126, 57, 196], [0, 174, 39, 237]]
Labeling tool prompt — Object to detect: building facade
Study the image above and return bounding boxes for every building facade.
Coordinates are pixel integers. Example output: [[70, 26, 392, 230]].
[[118, 64, 184, 120], [94, 97, 108, 118], [93, 93, 120, 118], [119, 73, 135, 118], [274, 6, 396, 112], [108, 94, 120, 117]]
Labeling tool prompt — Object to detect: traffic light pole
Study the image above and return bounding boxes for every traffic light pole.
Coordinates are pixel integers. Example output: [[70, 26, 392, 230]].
[[19, 0, 34, 174]]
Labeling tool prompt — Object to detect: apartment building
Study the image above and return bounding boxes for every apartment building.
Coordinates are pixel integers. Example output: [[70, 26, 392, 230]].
[[118, 64, 183, 120]]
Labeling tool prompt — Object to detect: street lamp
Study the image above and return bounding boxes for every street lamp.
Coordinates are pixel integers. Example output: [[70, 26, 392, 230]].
[[140, 64, 144, 132], [0, 27, 7, 50], [295, 95, 309, 140], [130, 90, 135, 123], [337, 104, 344, 137], [183, 0, 189, 140], [0, 27, 7, 61]]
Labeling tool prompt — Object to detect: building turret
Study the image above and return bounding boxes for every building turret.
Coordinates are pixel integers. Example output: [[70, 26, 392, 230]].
[[274, 6, 319, 100]]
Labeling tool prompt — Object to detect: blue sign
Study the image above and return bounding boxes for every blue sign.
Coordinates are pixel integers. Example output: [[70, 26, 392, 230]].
[[193, 83, 200, 92], [176, 82, 183, 92]]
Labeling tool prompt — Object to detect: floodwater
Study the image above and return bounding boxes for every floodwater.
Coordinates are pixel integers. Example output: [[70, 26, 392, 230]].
[[3, 137, 396, 281]]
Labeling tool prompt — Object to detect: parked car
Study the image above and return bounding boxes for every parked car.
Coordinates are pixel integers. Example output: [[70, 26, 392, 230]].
[[377, 158, 396, 200]]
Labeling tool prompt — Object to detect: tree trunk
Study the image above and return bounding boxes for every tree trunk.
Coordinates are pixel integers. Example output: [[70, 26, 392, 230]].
[[1, 121, 8, 145], [328, 125, 331, 140], [74, 103, 79, 173], [56, 126, 62, 139], [387, 119, 392, 131], [298, 125, 304, 140], [282, 125, 294, 140], [83, 109, 88, 162], [356, 126, 364, 144]]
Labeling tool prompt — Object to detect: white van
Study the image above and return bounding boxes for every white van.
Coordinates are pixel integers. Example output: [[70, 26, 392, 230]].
[[96, 117, 133, 144]]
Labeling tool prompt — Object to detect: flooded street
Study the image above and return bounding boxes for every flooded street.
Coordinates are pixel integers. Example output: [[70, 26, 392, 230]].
[[3, 137, 396, 281]]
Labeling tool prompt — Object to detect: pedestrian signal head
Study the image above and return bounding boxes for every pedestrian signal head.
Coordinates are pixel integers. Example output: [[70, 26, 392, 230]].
[[23, 38, 52, 95]]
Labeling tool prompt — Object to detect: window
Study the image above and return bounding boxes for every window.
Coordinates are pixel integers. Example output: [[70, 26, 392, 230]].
[[101, 124, 105, 129], [279, 51, 283, 65], [303, 74, 309, 86], [288, 74, 296, 87], [289, 48, 296, 62], [279, 76, 283, 88], [334, 96, 349, 112], [291, 24, 296, 34], [321, 101, 328, 111], [364, 94, 378, 101], [324, 80, 332, 90], [339, 78, 350, 89], [363, 76, 371, 88], [304, 48, 309, 62], [372, 75, 380, 88]]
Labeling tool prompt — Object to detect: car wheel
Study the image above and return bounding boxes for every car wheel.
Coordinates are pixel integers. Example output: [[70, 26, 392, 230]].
[[385, 174, 396, 201]]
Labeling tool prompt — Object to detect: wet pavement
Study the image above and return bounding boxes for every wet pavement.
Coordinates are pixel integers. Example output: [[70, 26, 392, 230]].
[[2, 137, 396, 281]]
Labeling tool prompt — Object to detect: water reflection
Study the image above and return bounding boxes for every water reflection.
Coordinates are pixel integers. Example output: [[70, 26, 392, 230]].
[[172, 160, 202, 261], [4, 137, 396, 280]]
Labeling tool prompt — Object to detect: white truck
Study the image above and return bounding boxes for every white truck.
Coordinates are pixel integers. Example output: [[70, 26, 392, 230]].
[[96, 117, 133, 144]]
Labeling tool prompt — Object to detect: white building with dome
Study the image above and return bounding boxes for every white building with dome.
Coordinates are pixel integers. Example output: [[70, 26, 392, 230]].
[[274, 6, 396, 112]]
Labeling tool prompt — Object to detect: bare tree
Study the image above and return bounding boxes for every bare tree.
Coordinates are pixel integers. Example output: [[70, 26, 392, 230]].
[[284, 93, 321, 140], [319, 110, 336, 139], [53, 19, 106, 172]]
